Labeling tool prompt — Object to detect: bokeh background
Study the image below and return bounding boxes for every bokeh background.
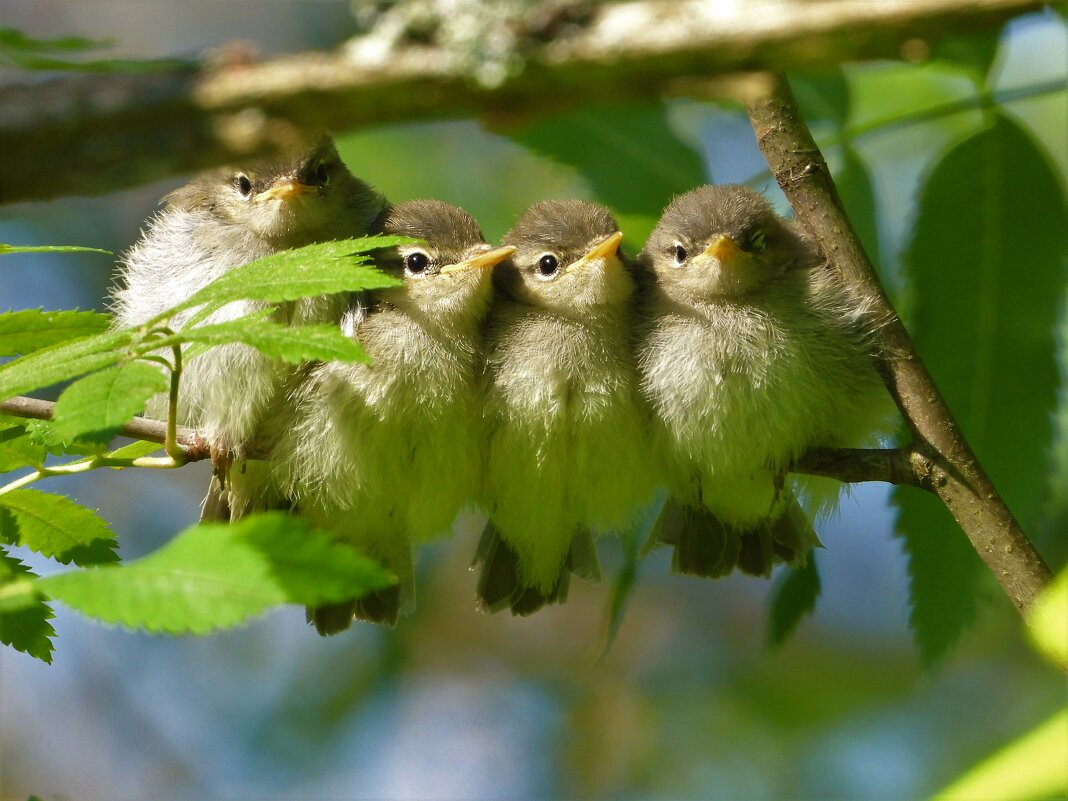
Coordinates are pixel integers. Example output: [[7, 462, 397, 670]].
[[1, 2, 1065, 799]]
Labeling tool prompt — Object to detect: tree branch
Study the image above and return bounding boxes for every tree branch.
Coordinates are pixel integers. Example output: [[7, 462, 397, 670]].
[[1, 395, 210, 461], [791, 447, 923, 487], [0, 394, 954, 492], [0, 0, 1042, 205], [744, 72, 1052, 619]]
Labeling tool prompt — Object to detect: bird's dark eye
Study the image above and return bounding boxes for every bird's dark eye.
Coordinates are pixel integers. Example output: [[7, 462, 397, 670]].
[[537, 254, 559, 277], [746, 230, 768, 251], [235, 174, 252, 197], [314, 162, 330, 186], [405, 252, 430, 274], [673, 244, 687, 263]]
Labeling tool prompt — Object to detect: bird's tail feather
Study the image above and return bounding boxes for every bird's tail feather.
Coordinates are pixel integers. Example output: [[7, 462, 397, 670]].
[[650, 492, 820, 579], [473, 520, 600, 616]]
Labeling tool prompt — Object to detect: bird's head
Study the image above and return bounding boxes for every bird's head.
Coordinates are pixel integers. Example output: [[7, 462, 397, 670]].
[[496, 200, 634, 316], [372, 200, 513, 322], [641, 185, 816, 303], [166, 137, 385, 247]]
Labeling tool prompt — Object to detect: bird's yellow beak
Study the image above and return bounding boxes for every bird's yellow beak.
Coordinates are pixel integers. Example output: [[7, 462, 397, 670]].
[[566, 231, 624, 273], [439, 245, 516, 275], [701, 234, 745, 268], [256, 180, 313, 203]]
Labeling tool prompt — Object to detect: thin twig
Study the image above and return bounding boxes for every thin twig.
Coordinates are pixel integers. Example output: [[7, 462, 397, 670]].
[[744, 72, 1052, 619], [0, 395, 209, 460]]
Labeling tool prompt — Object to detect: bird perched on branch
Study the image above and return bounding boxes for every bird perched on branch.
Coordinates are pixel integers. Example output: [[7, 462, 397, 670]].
[[637, 184, 894, 578], [263, 200, 515, 632], [109, 137, 386, 514], [475, 200, 658, 615]]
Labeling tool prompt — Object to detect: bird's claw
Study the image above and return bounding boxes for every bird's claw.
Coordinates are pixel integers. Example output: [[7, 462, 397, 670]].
[[209, 439, 246, 489]]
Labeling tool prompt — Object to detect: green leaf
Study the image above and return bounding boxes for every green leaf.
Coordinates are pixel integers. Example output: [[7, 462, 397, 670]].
[[0, 547, 55, 663], [0, 309, 112, 356], [789, 69, 851, 129], [50, 361, 168, 444], [0, 28, 110, 53], [37, 513, 393, 634], [834, 146, 882, 275], [895, 113, 1068, 664], [597, 525, 640, 662], [0, 31, 190, 74], [1, 52, 189, 74], [0, 489, 118, 566], [0, 420, 46, 472], [23, 419, 105, 457], [930, 29, 1001, 85], [895, 489, 984, 664], [168, 236, 409, 318], [104, 439, 163, 462], [511, 103, 704, 244], [177, 321, 368, 365], [932, 708, 1068, 801], [0, 329, 131, 401], [0, 243, 112, 256], [767, 555, 822, 647]]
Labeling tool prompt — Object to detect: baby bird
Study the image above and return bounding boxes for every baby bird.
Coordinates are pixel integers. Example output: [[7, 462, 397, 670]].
[[109, 138, 386, 508], [476, 200, 658, 615], [637, 184, 894, 578], [264, 200, 514, 632]]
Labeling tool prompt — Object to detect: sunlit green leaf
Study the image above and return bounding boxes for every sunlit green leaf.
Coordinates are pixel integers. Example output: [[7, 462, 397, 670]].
[[1028, 568, 1068, 670], [167, 236, 410, 319], [768, 555, 822, 647], [932, 708, 1068, 801], [0, 489, 118, 566], [176, 321, 368, 365], [895, 113, 1068, 664], [0, 309, 112, 356], [23, 419, 105, 457], [50, 361, 168, 444], [0, 329, 131, 401], [37, 513, 393, 634], [0, 547, 55, 663], [104, 439, 163, 462]]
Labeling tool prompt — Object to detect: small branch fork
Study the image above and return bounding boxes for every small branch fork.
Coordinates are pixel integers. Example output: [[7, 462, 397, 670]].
[[743, 72, 1052, 619]]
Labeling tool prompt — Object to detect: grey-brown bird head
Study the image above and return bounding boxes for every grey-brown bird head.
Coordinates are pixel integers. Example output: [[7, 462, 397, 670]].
[[497, 200, 634, 314], [162, 137, 386, 248], [372, 199, 515, 321], [641, 185, 817, 302]]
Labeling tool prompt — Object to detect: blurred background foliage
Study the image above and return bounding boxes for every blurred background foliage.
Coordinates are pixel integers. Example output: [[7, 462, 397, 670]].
[[1, 1, 1065, 799]]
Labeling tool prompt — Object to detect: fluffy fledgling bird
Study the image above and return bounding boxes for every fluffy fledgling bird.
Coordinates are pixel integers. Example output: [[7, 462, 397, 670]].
[[262, 200, 515, 632], [109, 138, 386, 505], [476, 200, 658, 615], [637, 184, 894, 578]]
